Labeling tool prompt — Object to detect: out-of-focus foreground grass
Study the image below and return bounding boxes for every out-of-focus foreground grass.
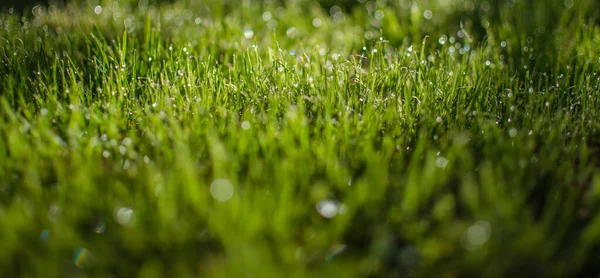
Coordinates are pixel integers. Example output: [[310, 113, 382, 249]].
[[1, 0, 600, 277]]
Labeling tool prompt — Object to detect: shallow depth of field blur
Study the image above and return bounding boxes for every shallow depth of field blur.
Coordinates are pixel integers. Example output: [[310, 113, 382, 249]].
[[1, 0, 600, 277]]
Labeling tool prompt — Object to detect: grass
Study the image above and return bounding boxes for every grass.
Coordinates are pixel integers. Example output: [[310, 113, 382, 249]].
[[1, 0, 600, 276]]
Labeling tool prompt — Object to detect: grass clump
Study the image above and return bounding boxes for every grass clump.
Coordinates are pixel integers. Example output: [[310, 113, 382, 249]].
[[1, 0, 600, 277]]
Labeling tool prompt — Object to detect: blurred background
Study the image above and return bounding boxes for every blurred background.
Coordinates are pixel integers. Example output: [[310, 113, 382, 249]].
[[3, 0, 598, 47], [3, 0, 599, 82]]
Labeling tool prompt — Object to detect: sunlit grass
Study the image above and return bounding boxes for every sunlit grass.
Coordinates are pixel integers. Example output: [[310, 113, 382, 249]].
[[1, 0, 600, 277]]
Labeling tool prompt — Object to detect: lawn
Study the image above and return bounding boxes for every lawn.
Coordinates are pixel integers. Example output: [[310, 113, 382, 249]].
[[1, 0, 600, 277]]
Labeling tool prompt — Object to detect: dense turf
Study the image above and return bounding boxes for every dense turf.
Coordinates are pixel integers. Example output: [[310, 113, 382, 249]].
[[1, 0, 600, 277]]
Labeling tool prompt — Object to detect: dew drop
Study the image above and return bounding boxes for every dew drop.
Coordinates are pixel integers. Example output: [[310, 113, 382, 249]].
[[312, 18, 322, 27], [438, 35, 447, 45], [93, 220, 106, 234], [436, 157, 449, 169], [262, 12, 272, 21], [423, 10, 433, 20], [114, 207, 135, 226], [241, 121, 251, 130], [210, 179, 234, 202], [316, 199, 339, 219], [286, 27, 297, 37], [244, 29, 254, 39], [461, 221, 492, 251]]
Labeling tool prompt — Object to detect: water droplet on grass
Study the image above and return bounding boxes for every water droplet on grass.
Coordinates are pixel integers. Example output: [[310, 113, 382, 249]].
[[438, 35, 447, 45], [93, 220, 106, 234], [461, 221, 492, 250], [316, 199, 339, 219], [114, 207, 134, 226], [47, 203, 61, 221], [423, 10, 433, 20], [436, 157, 448, 169], [286, 27, 297, 37], [312, 18, 322, 27], [241, 121, 251, 130], [122, 137, 132, 146], [262, 12, 272, 21], [244, 29, 254, 39], [210, 179, 234, 202]]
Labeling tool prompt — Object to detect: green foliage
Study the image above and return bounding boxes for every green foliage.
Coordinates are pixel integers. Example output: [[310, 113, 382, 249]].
[[0, 0, 600, 277]]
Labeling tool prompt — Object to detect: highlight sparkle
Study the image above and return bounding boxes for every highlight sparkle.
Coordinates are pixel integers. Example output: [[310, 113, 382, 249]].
[[73, 247, 93, 268]]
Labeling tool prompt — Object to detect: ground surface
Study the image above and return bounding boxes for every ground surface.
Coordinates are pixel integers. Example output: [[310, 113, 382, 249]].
[[1, 0, 600, 277]]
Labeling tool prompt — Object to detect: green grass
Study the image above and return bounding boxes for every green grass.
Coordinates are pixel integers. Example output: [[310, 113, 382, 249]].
[[1, 0, 600, 277]]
